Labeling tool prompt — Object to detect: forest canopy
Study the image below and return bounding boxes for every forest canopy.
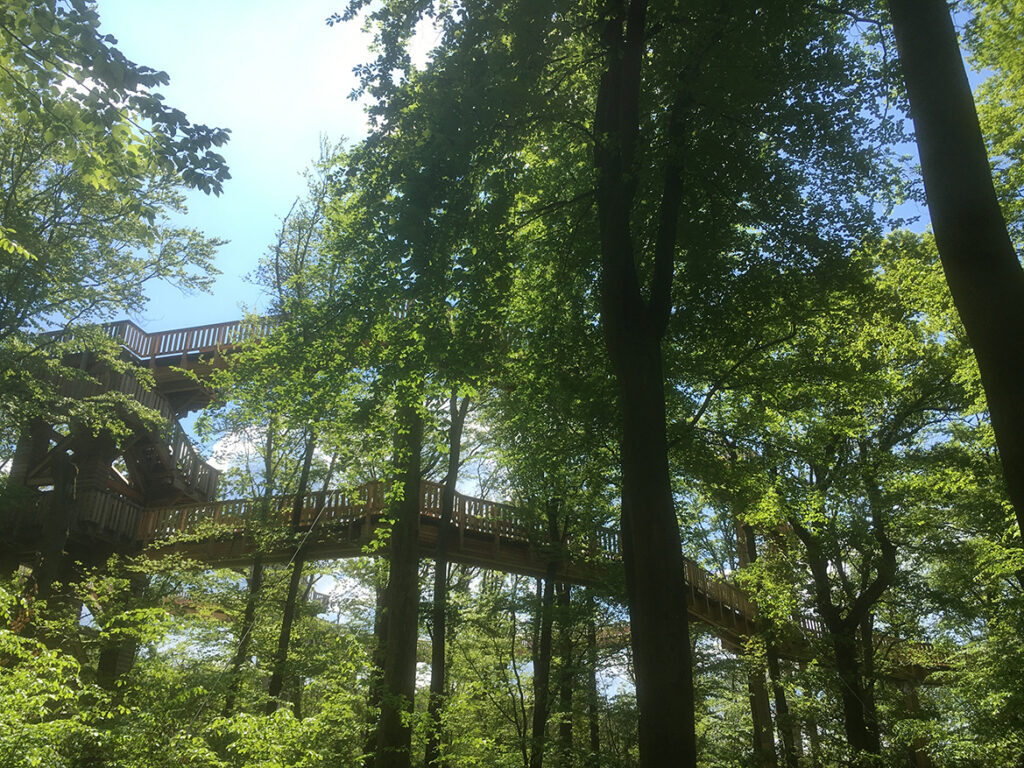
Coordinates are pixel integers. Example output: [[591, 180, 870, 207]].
[[1, 2, 1024, 768]]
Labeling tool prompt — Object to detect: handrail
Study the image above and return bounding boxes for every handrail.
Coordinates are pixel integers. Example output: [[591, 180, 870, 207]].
[[57, 365, 220, 500], [168, 421, 220, 499], [68, 483, 943, 671], [142, 480, 757, 621], [46, 318, 271, 365], [103, 318, 273, 364]]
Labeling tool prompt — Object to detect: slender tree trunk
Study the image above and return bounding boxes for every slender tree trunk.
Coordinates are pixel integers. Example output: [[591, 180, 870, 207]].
[[748, 668, 778, 767], [364, 574, 389, 768], [224, 424, 278, 716], [737, 519, 779, 767], [861, 614, 881, 751], [586, 591, 601, 765], [425, 393, 469, 768], [556, 583, 573, 768], [266, 429, 317, 712], [292, 675, 304, 720], [767, 653, 798, 768], [807, 705, 823, 768], [889, 0, 1024, 525], [375, 403, 424, 768], [530, 571, 557, 768], [223, 555, 264, 716]]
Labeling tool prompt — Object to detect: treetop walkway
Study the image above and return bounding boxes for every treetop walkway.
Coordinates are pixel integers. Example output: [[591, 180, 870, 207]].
[[83, 317, 269, 366], [6, 318, 944, 682]]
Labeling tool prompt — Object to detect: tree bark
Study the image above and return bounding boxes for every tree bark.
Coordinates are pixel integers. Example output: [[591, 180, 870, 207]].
[[223, 555, 264, 716], [748, 668, 778, 767], [375, 403, 424, 768], [555, 583, 573, 768], [586, 591, 601, 765], [364, 573, 389, 768], [889, 0, 1024, 525], [425, 393, 469, 768], [766, 652, 798, 768], [593, 2, 696, 764], [266, 428, 317, 712], [832, 629, 880, 760], [530, 571, 556, 768], [224, 424, 277, 716], [737, 519, 779, 768]]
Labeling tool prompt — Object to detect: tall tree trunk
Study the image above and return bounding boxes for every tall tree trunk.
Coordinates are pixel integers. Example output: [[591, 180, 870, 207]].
[[556, 583, 573, 768], [266, 428, 317, 712], [807, 701, 823, 768], [586, 591, 601, 765], [292, 676, 304, 720], [364, 573, 389, 768], [832, 630, 879, 762], [593, 2, 696, 764], [224, 424, 278, 716], [889, 0, 1024, 525], [531, 502, 564, 768], [223, 555, 264, 716], [737, 519, 779, 767], [425, 393, 469, 768], [766, 653, 798, 768], [748, 668, 778, 768], [530, 571, 557, 768], [860, 614, 881, 751], [375, 402, 424, 768]]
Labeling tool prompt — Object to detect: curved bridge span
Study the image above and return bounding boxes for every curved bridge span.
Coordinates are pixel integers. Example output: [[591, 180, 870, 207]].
[[7, 319, 941, 680]]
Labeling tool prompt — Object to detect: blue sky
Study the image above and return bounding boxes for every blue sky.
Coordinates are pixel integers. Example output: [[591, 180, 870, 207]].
[[96, 1, 377, 329]]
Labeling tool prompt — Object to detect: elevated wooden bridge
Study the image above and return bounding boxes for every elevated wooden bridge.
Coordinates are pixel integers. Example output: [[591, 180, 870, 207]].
[[3, 319, 941, 681]]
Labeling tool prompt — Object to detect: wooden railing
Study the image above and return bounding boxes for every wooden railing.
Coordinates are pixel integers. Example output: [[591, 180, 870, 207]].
[[141, 480, 622, 563], [140, 481, 765, 625], [77, 489, 144, 539], [169, 422, 220, 499], [103, 318, 273, 365], [57, 483, 943, 673], [57, 366, 220, 500], [140, 483, 382, 540], [58, 367, 174, 422], [682, 557, 757, 625]]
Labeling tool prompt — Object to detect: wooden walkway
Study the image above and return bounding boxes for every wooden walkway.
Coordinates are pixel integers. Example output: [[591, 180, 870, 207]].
[[136, 481, 940, 676], [24, 319, 939, 678], [68, 480, 779, 651]]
